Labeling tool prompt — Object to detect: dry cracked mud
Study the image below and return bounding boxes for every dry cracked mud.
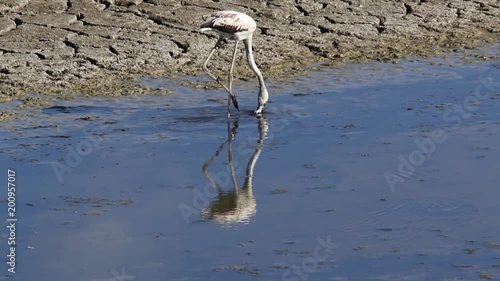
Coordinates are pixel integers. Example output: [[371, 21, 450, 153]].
[[0, 0, 499, 105]]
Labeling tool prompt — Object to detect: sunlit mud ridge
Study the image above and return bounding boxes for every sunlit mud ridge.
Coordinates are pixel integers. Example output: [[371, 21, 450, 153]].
[[0, 0, 499, 100]]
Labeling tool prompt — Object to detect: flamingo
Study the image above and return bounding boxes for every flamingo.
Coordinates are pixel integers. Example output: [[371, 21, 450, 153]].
[[200, 10, 269, 117]]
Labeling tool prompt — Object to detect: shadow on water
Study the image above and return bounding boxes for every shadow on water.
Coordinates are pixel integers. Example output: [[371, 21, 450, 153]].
[[0, 45, 499, 281]]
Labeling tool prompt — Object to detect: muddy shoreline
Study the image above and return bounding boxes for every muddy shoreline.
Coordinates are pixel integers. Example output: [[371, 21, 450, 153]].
[[0, 0, 499, 103]]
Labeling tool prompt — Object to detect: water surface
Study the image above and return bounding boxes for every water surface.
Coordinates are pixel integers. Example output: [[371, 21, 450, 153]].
[[1, 48, 499, 281]]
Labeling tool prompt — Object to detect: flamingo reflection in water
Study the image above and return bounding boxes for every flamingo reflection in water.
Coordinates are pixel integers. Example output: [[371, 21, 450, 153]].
[[201, 116, 268, 224]]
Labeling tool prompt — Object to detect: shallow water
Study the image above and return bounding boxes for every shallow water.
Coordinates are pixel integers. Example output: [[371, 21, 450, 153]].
[[1, 49, 499, 281]]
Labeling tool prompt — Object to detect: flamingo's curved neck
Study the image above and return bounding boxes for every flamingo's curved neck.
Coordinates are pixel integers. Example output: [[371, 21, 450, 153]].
[[243, 36, 267, 91]]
